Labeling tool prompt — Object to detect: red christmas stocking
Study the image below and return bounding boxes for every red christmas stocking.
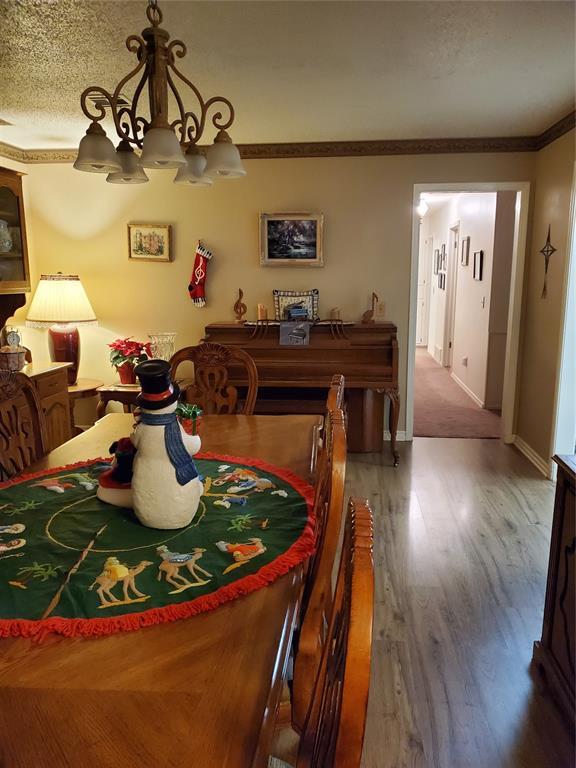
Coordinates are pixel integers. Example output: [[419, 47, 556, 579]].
[[188, 242, 213, 307]]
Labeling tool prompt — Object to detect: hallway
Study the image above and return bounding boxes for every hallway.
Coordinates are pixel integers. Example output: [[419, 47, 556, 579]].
[[414, 348, 501, 438]]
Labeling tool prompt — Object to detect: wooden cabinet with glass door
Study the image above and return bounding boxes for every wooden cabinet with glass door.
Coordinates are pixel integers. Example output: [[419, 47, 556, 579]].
[[0, 166, 31, 294]]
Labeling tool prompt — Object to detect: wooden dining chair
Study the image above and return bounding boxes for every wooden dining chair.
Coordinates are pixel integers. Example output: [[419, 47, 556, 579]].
[[310, 374, 345, 481], [326, 373, 345, 412], [0, 371, 48, 480], [292, 407, 347, 731], [169, 342, 259, 415], [270, 498, 374, 768]]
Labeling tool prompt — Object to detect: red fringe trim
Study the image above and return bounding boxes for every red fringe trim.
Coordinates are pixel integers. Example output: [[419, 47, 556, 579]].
[[0, 453, 315, 641]]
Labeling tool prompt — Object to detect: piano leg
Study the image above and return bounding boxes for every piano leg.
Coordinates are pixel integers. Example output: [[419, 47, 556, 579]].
[[385, 386, 400, 467], [347, 388, 384, 453]]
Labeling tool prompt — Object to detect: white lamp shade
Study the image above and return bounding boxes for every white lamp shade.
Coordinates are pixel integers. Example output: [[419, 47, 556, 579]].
[[25, 274, 98, 327], [174, 149, 213, 186], [416, 199, 429, 217], [73, 127, 121, 174], [107, 144, 149, 184], [205, 130, 246, 178], [140, 128, 186, 169]]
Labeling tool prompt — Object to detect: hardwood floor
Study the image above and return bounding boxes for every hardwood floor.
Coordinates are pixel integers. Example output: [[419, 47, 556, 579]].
[[349, 438, 574, 768]]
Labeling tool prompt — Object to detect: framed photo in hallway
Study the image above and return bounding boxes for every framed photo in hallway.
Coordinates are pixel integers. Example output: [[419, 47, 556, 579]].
[[441, 243, 446, 269], [434, 249, 440, 274], [461, 236, 470, 266], [473, 250, 484, 280]]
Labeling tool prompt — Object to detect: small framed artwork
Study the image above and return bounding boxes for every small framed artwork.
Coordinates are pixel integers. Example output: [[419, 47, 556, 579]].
[[260, 213, 324, 267], [273, 289, 320, 321], [441, 244, 446, 270], [433, 249, 440, 275], [279, 321, 311, 346], [461, 236, 470, 266], [128, 223, 171, 262], [473, 250, 484, 281]]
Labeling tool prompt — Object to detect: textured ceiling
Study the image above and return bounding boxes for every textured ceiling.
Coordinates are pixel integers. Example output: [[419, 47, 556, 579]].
[[0, 0, 574, 150]]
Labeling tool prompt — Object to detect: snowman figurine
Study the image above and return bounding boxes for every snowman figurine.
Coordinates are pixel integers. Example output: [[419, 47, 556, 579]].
[[131, 359, 203, 529]]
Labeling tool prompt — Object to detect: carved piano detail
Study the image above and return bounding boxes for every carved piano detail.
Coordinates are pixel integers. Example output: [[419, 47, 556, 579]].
[[203, 322, 400, 463]]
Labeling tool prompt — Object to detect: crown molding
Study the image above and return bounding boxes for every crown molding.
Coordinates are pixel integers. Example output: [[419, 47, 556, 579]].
[[237, 135, 538, 159], [1, 111, 573, 164], [535, 110, 576, 150], [0, 141, 76, 164]]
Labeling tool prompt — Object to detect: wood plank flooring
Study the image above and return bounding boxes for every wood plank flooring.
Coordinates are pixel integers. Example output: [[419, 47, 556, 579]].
[[350, 438, 574, 768]]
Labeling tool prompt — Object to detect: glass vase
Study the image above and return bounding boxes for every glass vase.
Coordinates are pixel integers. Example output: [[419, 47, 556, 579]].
[[148, 332, 176, 361]]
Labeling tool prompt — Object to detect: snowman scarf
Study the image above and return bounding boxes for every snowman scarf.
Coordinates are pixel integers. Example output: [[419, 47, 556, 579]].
[[138, 412, 199, 486]]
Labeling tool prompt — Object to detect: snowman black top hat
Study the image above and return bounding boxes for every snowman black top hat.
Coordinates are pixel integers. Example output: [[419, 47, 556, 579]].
[[135, 359, 180, 411]]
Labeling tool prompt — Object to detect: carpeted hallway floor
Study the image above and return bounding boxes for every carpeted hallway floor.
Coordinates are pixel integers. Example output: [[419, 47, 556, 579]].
[[414, 348, 501, 437]]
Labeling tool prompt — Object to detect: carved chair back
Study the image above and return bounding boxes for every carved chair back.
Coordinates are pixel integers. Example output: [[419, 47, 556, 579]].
[[169, 342, 259, 415], [0, 371, 48, 480], [326, 373, 345, 412], [310, 375, 345, 482], [295, 498, 374, 768], [293, 407, 347, 730]]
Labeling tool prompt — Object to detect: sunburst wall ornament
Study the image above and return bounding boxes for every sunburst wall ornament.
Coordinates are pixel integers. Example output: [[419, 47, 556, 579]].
[[539, 225, 557, 299], [73, 0, 245, 186]]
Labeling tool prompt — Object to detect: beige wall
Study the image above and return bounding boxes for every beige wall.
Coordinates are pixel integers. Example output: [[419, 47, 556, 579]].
[[451, 192, 498, 405], [485, 191, 516, 410], [9, 151, 536, 428], [516, 130, 575, 462]]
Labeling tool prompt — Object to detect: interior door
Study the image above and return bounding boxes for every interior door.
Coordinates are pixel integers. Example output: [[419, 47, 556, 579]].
[[443, 224, 459, 367], [416, 236, 432, 346]]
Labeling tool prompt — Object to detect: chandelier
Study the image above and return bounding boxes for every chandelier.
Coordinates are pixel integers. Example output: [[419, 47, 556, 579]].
[[73, 0, 245, 186]]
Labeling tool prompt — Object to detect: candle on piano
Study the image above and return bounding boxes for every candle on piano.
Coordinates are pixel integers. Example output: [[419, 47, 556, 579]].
[[330, 307, 341, 320], [257, 304, 268, 320]]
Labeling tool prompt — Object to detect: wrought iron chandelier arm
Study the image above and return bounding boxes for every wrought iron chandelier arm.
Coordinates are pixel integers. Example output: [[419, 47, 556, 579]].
[[202, 94, 235, 133], [165, 66, 196, 144], [167, 39, 236, 141], [79, 34, 148, 147]]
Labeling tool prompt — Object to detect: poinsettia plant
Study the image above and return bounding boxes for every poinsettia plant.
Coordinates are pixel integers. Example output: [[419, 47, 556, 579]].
[[108, 337, 152, 367]]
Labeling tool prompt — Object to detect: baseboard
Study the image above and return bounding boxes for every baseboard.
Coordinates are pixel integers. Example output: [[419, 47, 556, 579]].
[[384, 430, 407, 441], [512, 435, 552, 478], [450, 372, 485, 408]]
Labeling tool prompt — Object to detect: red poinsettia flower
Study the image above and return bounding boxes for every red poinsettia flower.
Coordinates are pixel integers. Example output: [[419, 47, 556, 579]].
[[108, 337, 152, 367]]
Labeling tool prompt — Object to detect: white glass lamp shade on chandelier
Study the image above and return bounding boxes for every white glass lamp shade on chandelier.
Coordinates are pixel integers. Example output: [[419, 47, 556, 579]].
[[204, 130, 246, 178], [106, 141, 149, 184], [174, 147, 213, 186], [72, 0, 246, 187], [73, 123, 121, 174]]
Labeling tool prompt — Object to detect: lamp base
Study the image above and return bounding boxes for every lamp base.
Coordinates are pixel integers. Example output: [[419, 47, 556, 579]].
[[48, 324, 80, 385]]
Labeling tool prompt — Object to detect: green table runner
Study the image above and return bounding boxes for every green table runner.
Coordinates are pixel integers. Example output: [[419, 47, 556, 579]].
[[0, 454, 314, 639]]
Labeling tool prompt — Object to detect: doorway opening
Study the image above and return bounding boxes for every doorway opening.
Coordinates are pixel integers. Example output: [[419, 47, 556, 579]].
[[407, 183, 530, 441]]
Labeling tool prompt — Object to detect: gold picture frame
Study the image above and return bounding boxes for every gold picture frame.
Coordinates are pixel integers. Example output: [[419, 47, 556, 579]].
[[128, 223, 172, 262], [259, 212, 324, 267]]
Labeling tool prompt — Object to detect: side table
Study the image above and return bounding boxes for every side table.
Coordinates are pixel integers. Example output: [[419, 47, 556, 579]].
[[96, 383, 141, 419], [68, 378, 104, 435]]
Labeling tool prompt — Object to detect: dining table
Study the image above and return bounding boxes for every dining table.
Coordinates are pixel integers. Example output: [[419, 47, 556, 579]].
[[0, 412, 321, 768]]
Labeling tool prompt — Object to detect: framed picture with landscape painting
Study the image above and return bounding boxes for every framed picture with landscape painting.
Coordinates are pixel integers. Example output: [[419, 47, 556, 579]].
[[259, 213, 324, 267], [128, 223, 172, 262]]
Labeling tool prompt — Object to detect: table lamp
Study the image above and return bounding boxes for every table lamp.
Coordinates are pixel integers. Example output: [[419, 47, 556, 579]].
[[25, 273, 97, 385]]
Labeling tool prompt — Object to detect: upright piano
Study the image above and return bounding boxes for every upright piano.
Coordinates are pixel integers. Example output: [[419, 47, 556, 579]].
[[203, 321, 400, 462]]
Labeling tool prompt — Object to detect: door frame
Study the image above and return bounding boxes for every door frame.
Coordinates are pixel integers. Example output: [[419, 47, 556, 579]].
[[407, 181, 530, 442], [416, 233, 433, 347], [443, 221, 460, 368], [550, 162, 576, 469]]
